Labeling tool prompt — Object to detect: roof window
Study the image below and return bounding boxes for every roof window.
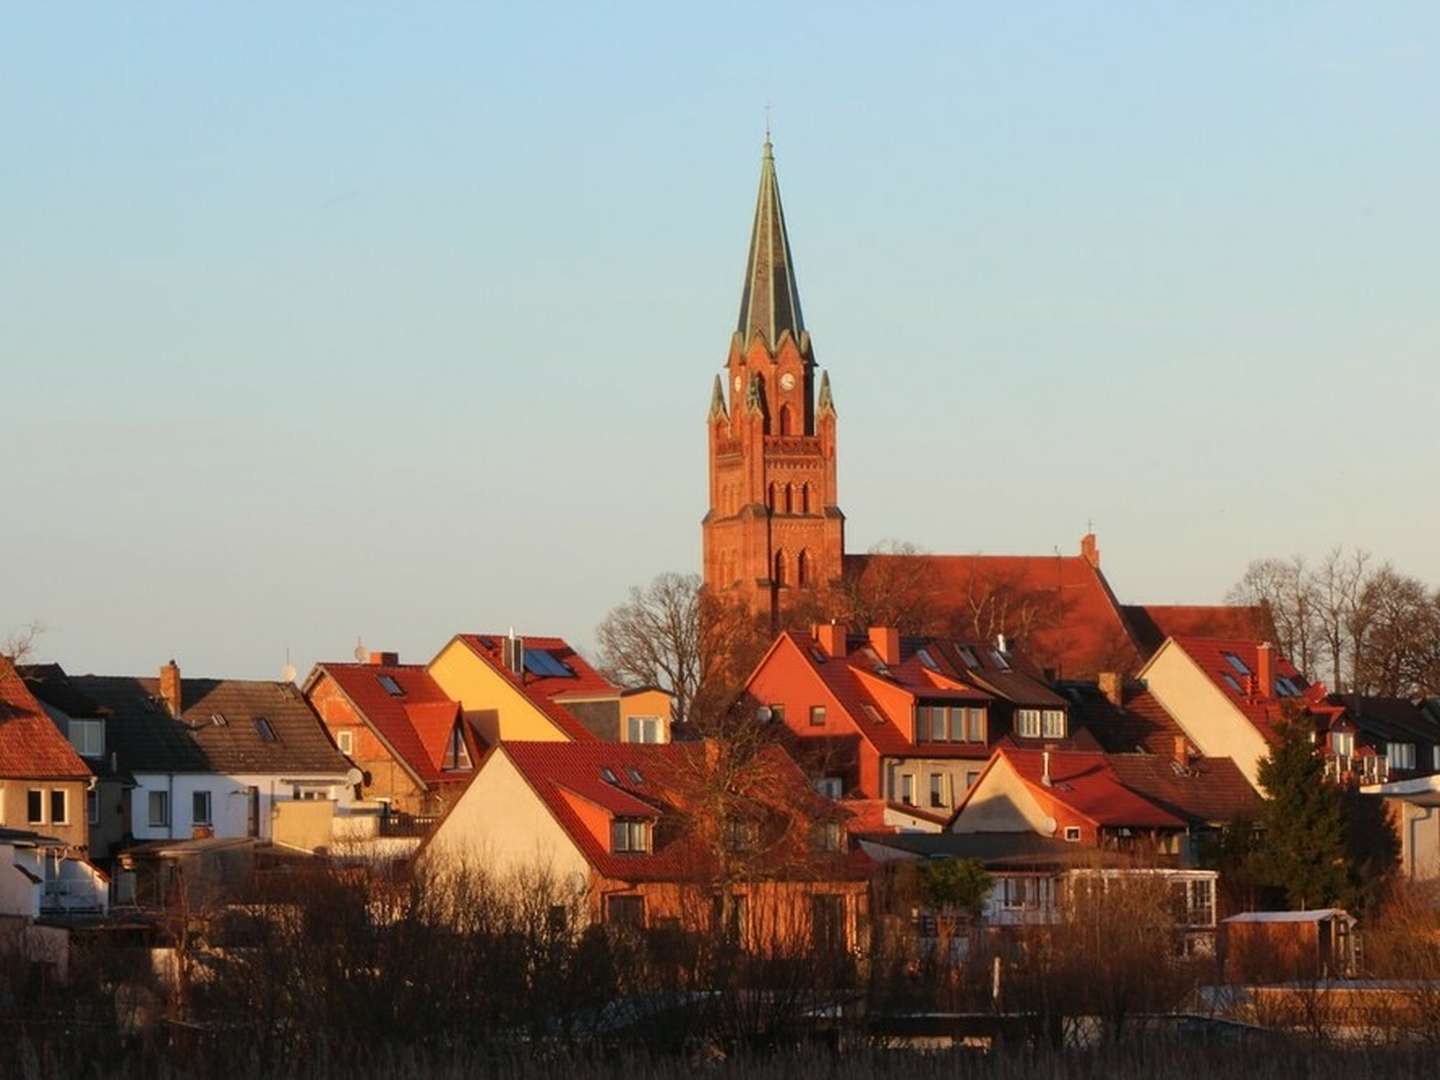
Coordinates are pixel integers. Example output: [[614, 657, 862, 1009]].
[[210, 712, 228, 727], [861, 704, 885, 724], [1220, 673, 1244, 695], [627, 767, 644, 784], [956, 645, 980, 668], [523, 648, 574, 678], [1222, 652, 1251, 676], [376, 674, 405, 697], [990, 650, 1011, 671], [600, 766, 619, 784], [809, 646, 829, 664], [916, 648, 938, 671], [253, 717, 277, 742]]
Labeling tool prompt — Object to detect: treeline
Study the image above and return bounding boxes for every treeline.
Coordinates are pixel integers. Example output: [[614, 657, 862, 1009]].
[[1230, 547, 1440, 696]]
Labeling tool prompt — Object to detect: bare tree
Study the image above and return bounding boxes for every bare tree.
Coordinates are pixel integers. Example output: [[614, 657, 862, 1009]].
[[1313, 547, 1370, 692], [1353, 565, 1440, 696], [829, 540, 941, 635], [1, 619, 46, 663], [1227, 557, 1317, 675]]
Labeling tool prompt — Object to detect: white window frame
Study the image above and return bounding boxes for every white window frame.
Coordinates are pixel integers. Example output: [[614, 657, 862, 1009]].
[[68, 719, 105, 759], [88, 787, 101, 825], [1017, 709, 1041, 738], [49, 789, 69, 826], [192, 790, 212, 826], [1042, 709, 1066, 738], [814, 776, 843, 799], [148, 790, 170, 828], [337, 729, 354, 756], [611, 818, 649, 854], [1387, 742, 1416, 770], [1433, 745, 1440, 772], [929, 773, 948, 809], [1064, 826, 1082, 842], [899, 773, 916, 806], [627, 715, 662, 743], [27, 788, 45, 825], [1332, 731, 1354, 757]]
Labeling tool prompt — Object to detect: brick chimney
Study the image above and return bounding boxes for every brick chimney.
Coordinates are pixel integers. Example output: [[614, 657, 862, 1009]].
[[1080, 531, 1100, 568], [1097, 671, 1124, 707], [1173, 735, 1190, 767], [813, 623, 847, 659], [867, 627, 901, 667], [159, 660, 182, 718], [368, 651, 399, 666], [1256, 641, 1274, 699]]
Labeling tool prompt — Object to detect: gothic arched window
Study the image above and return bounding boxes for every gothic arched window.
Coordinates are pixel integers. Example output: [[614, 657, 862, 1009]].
[[801, 483, 811, 515], [773, 549, 787, 587], [797, 549, 811, 587], [778, 404, 794, 436], [784, 484, 794, 514]]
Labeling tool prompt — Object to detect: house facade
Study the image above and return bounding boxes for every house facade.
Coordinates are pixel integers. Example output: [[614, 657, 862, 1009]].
[[0, 659, 93, 854]]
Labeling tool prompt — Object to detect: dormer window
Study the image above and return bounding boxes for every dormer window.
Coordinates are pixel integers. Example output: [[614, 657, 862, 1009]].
[[611, 818, 650, 854], [1016, 709, 1042, 738], [724, 819, 760, 852], [813, 821, 843, 852], [1042, 709, 1066, 738], [1387, 743, 1416, 771], [1332, 731, 1354, 757], [67, 719, 105, 758]]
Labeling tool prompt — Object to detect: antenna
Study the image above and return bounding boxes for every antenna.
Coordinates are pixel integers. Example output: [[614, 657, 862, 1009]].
[[764, 101, 772, 142], [281, 647, 297, 684], [353, 636, 366, 663]]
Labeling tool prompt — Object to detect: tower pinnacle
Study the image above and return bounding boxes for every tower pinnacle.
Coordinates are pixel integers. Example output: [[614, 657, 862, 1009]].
[[736, 138, 803, 349]]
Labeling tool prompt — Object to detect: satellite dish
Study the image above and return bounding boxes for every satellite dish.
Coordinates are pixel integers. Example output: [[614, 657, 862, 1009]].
[[1042, 816, 1058, 835], [346, 767, 364, 786], [756, 706, 773, 723], [353, 636, 367, 663]]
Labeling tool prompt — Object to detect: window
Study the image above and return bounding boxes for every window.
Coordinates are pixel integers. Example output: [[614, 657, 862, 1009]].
[[814, 776, 843, 799], [1042, 709, 1066, 738], [1016, 709, 1041, 738], [1433, 745, 1440, 772], [1220, 673, 1244, 695], [929, 705, 947, 742], [811, 894, 845, 952], [1000, 877, 1041, 910], [966, 771, 981, 789], [917, 648, 938, 671], [899, 773, 916, 806], [376, 674, 405, 696], [1064, 826, 1082, 842], [68, 719, 104, 758], [1332, 731, 1354, 757], [210, 712, 228, 726], [956, 645, 980, 668], [523, 649, 574, 678], [444, 725, 472, 771], [991, 649, 1011, 671], [192, 790, 212, 826], [627, 716, 661, 743], [1387, 743, 1417, 771], [336, 729, 354, 755], [861, 704, 884, 725], [48, 789, 68, 825], [148, 790, 170, 827], [600, 767, 619, 784], [966, 707, 986, 742], [27, 789, 44, 825], [725, 819, 759, 851], [1171, 879, 1215, 927], [809, 705, 827, 727], [929, 773, 947, 809], [253, 717, 276, 742], [88, 787, 100, 825], [611, 819, 650, 853], [1222, 652, 1251, 676], [813, 820, 843, 852], [627, 767, 645, 785], [605, 894, 645, 930]]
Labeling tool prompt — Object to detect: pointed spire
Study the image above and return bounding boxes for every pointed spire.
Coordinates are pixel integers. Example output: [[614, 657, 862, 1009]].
[[736, 137, 804, 349], [817, 370, 835, 417], [708, 374, 728, 421]]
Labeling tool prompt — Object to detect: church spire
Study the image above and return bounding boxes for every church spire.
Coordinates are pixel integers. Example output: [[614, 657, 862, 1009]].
[[736, 137, 804, 349], [708, 373, 728, 421]]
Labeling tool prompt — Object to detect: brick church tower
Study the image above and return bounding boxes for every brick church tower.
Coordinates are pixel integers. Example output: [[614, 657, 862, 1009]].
[[703, 138, 844, 622]]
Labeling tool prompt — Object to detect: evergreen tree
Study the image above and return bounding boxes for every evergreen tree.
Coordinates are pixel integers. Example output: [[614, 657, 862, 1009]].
[[1251, 713, 1349, 909]]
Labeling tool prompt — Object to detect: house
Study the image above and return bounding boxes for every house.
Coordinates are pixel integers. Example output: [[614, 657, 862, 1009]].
[[0, 826, 109, 920], [1316, 693, 1440, 785], [422, 740, 869, 952], [741, 625, 1096, 831], [1138, 637, 1314, 789], [427, 632, 672, 746], [0, 659, 94, 854], [303, 653, 480, 818], [20, 663, 133, 860], [947, 747, 1192, 857], [68, 661, 353, 849]]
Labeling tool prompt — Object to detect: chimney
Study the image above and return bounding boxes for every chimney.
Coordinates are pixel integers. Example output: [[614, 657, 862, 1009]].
[[501, 628, 525, 676], [1041, 750, 1053, 788], [813, 623, 847, 659], [368, 651, 399, 667], [1256, 641, 1274, 699], [867, 627, 900, 667], [1080, 532, 1100, 568], [1173, 735, 1190, 767], [1097, 671, 1124, 707], [159, 660, 182, 718]]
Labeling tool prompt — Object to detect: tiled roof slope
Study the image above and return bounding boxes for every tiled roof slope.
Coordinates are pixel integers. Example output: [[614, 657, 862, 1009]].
[[455, 634, 606, 741], [968, 748, 1187, 830], [69, 675, 348, 775], [499, 741, 865, 883], [842, 553, 1142, 680], [1105, 753, 1258, 826], [311, 663, 465, 785], [1325, 694, 1440, 746], [0, 660, 92, 780], [1062, 683, 1189, 757], [1124, 605, 1273, 656], [1166, 637, 1310, 744]]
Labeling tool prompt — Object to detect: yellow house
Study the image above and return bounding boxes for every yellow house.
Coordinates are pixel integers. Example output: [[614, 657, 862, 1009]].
[[427, 633, 672, 746]]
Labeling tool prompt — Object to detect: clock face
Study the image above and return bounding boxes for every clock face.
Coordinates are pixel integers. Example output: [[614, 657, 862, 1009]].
[[779, 372, 796, 391], [733, 374, 742, 392]]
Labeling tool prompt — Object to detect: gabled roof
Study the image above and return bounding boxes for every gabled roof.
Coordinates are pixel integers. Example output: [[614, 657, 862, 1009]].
[[736, 137, 804, 350], [308, 662, 467, 787], [1104, 753, 1258, 826], [496, 740, 864, 883], [454, 634, 607, 742], [0, 661, 91, 780], [1158, 636, 1310, 745], [1061, 682, 1190, 757], [68, 674, 348, 776], [959, 748, 1187, 831], [1324, 694, 1440, 747], [1122, 605, 1273, 656]]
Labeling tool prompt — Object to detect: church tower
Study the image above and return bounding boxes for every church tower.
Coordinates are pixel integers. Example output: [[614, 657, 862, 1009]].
[[703, 138, 844, 622]]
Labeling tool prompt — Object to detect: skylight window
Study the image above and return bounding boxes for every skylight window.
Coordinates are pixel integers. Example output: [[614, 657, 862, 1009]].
[[1274, 676, 1298, 697], [861, 704, 885, 724], [809, 646, 829, 664], [990, 650, 1011, 671], [956, 645, 980, 668], [524, 648, 574, 678], [1220, 673, 1244, 695], [253, 717, 277, 742], [916, 648, 938, 671], [210, 713, 228, 727], [376, 674, 405, 697], [600, 766, 619, 784], [627, 767, 644, 784], [1222, 652, 1251, 676]]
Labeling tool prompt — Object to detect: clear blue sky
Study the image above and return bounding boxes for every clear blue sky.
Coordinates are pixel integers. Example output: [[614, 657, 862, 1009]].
[[3, 3, 1437, 680]]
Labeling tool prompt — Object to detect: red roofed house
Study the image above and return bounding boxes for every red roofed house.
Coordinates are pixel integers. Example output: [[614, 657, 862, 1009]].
[[0, 658, 93, 852], [422, 740, 868, 952], [427, 632, 672, 746], [303, 653, 479, 818], [1138, 637, 1316, 790], [741, 624, 1098, 832]]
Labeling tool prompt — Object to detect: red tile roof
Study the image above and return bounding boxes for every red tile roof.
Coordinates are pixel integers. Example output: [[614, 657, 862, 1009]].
[[1124, 605, 1274, 655], [497, 740, 867, 882], [1105, 753, 1259, 826], [974, 748, 1188, 830], [311, 663, 466, 786], [0, 660, 92, 780], [455, 635, 606, 742], [1165, 637, 1310, 744], [1064, 683, 1190, 757]]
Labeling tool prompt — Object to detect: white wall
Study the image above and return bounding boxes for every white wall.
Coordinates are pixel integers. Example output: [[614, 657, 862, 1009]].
[[129, 773, 351, 842], [0, 843, 40, 918], [1141, 644, 1271, 789], [422, 747, 589, 883]]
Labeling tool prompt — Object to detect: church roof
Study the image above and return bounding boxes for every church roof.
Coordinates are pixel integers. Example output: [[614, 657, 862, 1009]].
[[737, 138, 804, 350]]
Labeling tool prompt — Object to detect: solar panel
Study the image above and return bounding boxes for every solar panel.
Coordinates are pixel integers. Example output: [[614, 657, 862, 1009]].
[[524, 648, 573, 678]]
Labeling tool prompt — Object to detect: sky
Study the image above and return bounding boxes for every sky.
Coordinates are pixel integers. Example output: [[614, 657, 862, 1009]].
[[2, 3, 1437, 680]]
